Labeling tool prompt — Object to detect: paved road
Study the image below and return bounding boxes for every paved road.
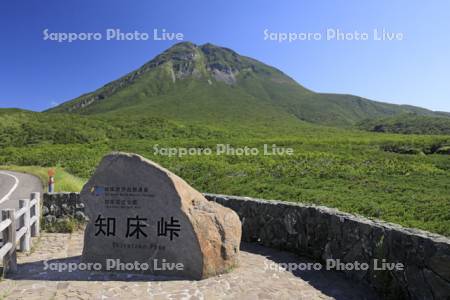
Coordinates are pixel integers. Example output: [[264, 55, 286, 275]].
[[0, 170, 43, 211]]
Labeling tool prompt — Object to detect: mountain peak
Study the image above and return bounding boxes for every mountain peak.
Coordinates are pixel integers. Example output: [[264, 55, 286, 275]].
[[168, 41, 226, 50], [146, 41, 254, 84], [166, 41, 198, 51], [47, 42, 440, 128], [49, 42, 259, 112]]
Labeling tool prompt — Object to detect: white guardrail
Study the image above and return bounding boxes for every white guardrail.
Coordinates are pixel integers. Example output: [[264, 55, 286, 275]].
[[0, 192, 40, 276]]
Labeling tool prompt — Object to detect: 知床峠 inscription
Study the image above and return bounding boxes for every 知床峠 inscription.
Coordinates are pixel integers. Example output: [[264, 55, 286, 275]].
[[81, 152, 241, 279]]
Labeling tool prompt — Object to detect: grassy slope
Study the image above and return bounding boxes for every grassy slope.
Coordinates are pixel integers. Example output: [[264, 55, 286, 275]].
[[59, 65, 440, 129]]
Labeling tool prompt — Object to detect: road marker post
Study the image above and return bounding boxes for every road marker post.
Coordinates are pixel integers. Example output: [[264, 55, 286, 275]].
[[48, 168, 55, 193]]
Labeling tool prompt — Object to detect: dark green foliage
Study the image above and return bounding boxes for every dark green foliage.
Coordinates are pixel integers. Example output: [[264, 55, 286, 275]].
[[1, 109, 449, 236], [0, 109, 230, 147], [360, 114, 450, 135]]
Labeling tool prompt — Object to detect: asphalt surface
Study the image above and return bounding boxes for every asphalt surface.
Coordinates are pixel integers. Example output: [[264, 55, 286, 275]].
[[0, 170, 44, 211]]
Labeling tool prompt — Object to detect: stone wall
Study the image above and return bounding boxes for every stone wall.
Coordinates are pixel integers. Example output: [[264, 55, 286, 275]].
[[43, 192, 450, 299], [42, 192, 87, 224]]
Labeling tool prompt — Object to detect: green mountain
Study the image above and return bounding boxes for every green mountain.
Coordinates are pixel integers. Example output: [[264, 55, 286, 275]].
[[47, 42, 447, 127]]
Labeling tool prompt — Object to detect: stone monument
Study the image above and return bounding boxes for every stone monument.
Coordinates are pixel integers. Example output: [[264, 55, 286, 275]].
[[80, 152, 242, 279]]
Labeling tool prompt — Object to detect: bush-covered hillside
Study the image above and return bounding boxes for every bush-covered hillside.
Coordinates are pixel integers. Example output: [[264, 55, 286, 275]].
[[1, 109, 450, 237], [359, 114, 450, 135], [0, 109, 231, 147]]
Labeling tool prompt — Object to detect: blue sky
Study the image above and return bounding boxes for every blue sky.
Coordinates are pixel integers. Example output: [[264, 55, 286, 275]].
[[1, 0, 449, 112]]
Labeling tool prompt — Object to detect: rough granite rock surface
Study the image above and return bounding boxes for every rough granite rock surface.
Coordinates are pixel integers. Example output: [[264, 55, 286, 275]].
[[80, 152, 241, 279]]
